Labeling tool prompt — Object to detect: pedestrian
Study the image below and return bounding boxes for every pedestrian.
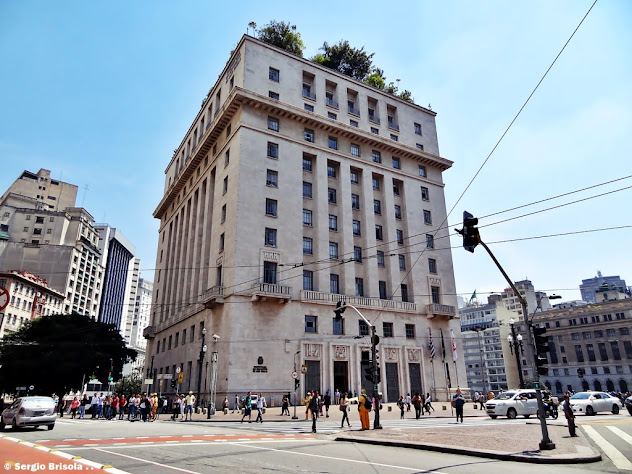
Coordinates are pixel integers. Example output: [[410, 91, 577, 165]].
[[119, 394, 127, 420], [172, 395, 181, 420], [58, 397, 65, 418], [233, 394, 240, 413], [406, 393, 411, 412], [281, 394, 289, 416], [488, 390, 495, 400], [339, 392, 351, 428], [151, 393, 159, 421], [358, 389, 371, 430], [255, 393, 266, 423], [241, 392, 252, 423], [222, 396, 229, 413], [103, 395, 111, 420], [70, 397, 80, 419], [412, 392, 422, 419], [334, 388, 340, 405], [90, 393, 98, 419], [179, 394, 185, 419], [139, 394, 149, 422], [185, 391, 195, 420], [452, 388, 465, 423], [304, 392, 311, 420], [112, 393, 119, 420], [324, 391, 331, 418], [308, 390, 320, 433], [562, 393, 578, 437], [397, 395, 405, 419], [478, 392, 485, 410], [425, 393, 434, 414], [79, 394, 89, 419], [97, 392, 105, 419]]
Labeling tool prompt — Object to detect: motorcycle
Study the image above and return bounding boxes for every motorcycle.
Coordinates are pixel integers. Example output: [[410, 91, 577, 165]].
[[537, 401, 558, 419]]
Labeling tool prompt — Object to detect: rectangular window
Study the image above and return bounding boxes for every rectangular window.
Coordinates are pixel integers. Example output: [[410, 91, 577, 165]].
[[377, 251, 385, 267], [224, 149, 230, 166], [269, 67, 279, 82], [416, 143, 424, 150], [328, 136, 338, 150], [303, 156, 312, 171], [405, 324, 415, 339], [373, 199, 381, 215], [623, 341, 632, 359], [351, 194, 360, 210], [372, 150, 381, 163], [393, 182, 400, 196], [396, 229, 404, 244], [219, 233, 225, 251], [303, 270, 314, 291], [329, 242, 339, 259], [392, 157, 401, 169], [587, 344, 596, 362], [350, 119, 358, 127], [401, 284, 409, 302], [269, 91, 279, 100], [359, 320, 369, 336], [350, 144, 360, 157], [303, 237, 313, 254], [431, 286, 440, 304], [426, 234, 434, 248], [266, 170, 278, 187], [267, 142, 279, 158], [265, 198, 278, 217], [328, 188, 337, 204], [379, 281, 387, 299], [354, 246, 362, 263], [333, 317, 344, 335], [350, 170, 359, 184], [304, 128, 315, 143], [428, 258, 437, 273], [268, 117, 279, 132], [421, 187, 429, 201], [223, 176, 228, 193], [305, 315, 317, 333], [371, 127, 379, 134], [330, 274, 340, 294], [221, 204, 227, 223], [328, 112, 337, 120], [263, 261, 277, 284], [372, 177, 380, 190], [390, 134, 398, 141], [414, 123, 422, 135], [352, 219, 361, 236], [423, 210, 432, 225], [575, 344, 584, 362], [264, 227, 277, 246], [303, 209, 313, 226], [327, 164, 337, 178], [383, 322, 394, 338], [304, 103, 314, 112], [303, 181, 312, 198], [398, 254, 406, 270], [611, 341, 622, 360], [394, 204, 402, 219], [419, 166, 427, 178], [328, 214, 338, 231], [355, 278, 364, 297], [375, 225, 383, 240]]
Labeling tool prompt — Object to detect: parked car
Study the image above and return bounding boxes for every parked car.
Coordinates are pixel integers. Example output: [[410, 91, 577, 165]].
[[569, 391, 622, 416], [485, 389, 539, 419], [0, 396, 56, 431], [625, 395, 632, 416]]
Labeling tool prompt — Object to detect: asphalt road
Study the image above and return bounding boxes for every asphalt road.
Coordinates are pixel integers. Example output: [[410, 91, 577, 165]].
[[1, 413, 631, 473]]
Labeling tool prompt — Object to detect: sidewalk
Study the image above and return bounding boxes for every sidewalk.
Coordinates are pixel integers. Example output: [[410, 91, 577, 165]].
[[181, 402, 601, 464]]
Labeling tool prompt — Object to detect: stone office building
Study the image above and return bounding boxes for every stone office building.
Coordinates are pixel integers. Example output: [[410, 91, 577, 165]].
[[144, 34, 463, 404]]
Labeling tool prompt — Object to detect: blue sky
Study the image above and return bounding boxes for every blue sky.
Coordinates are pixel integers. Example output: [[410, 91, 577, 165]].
[[1, 0, 630, 304]]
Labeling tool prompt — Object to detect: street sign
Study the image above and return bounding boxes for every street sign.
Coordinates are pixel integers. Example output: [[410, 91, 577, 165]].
[[144, 378, 153, 384], [176, 367, 181, 374], [533, 381, 541, 390], [291, 371, 299, 379], [300, 364, 307, 374], [177, 372, 184, 384], [29, 385, 34, 391], [0, 287, 9, 312], [161, 373, 173, 379]]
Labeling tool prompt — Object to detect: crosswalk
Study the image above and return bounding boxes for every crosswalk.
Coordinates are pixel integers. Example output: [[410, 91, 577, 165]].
[[581, 422, 632, 471]]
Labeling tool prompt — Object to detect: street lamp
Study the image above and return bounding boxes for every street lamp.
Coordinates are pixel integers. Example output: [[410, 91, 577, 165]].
[[293, 350, 300, 420], [196, 328, 207, 412], [508, 318, 525, 389], [207, 334, 220, 419]]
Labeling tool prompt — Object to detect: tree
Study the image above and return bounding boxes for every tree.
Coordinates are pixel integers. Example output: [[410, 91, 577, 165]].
[[364, 69, 386, 90], [257, 21, 305, 57], [312, 40, 374, 81], [0, 313, 136, 397], [114, 368, 142, 398]]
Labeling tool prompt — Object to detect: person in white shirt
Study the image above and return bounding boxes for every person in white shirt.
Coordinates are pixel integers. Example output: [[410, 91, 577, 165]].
[[255, 393, 266, 423]]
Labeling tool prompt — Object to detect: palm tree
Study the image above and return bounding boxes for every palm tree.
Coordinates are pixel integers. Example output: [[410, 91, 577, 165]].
[[248, 22, 257, 36]]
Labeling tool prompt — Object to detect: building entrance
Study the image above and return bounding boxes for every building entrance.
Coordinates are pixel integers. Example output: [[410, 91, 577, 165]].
[[333, 361, 348, 395]]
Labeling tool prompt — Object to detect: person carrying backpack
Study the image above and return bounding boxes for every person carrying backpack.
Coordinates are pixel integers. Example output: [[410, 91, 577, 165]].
[[308, 390, 320, 433], [358, 388, 371, 430]]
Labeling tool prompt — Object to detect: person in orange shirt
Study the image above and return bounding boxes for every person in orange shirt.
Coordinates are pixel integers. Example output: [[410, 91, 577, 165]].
[[358, 389, 371, 430]]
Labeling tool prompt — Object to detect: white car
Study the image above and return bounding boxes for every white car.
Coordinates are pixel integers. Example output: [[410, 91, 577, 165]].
[[0, 396, 56, 430], [485, 389, 539, 419], [569, 391, 622, 416]]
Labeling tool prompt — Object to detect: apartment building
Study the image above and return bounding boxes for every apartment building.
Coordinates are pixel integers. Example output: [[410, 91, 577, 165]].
[[144, 35, 463, 404]]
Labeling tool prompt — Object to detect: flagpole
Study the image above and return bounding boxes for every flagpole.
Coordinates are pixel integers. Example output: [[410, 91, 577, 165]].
[[431, 359, 436, 400]]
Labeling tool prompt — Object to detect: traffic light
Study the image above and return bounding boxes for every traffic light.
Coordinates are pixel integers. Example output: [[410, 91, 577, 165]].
[[375, 367, 381, 384], [294, 379, 300, 390], [455, 211, 480, 253], [171, 380, 177, 388], [533, 326, 549, 376], [364, 366, 374, 383], [334, 301, 346, 321], [109, 377, 113, 382]]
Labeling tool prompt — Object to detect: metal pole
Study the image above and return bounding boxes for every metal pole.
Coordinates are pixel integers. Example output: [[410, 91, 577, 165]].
[[208, 351, 217, 418], [479, 241, 555, 450], [476, 329, 486, 393], [371, 324, 382, 429], [292, 350, 300, 419], [196, 329, 206, 412]]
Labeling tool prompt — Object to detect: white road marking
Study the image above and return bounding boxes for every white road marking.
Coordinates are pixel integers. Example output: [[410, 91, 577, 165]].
[[93, 448, 199, 474], [583, 425, 632, 471], [607, 426, 632, 446]]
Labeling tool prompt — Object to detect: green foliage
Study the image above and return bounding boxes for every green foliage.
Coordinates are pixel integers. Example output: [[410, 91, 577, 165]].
[[365, 70, 385, 90], [312, 40, 374, 81], [256, 21, 305, 57], [114, 369, 142, 398], [398, 90, 413, 103], [0, 312, 136, 397]]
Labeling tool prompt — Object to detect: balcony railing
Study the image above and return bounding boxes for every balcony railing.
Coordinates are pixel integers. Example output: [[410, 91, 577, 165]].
[[201, 286, 225, 307], [368, 114, 380, 124], [252, 282, 292, 302], [326, 97, 339, 108], [348, 106, 360, 116], [426, 303, 456, 318], [302, 89, 316, 100], [300, 290, 417, 312], [388, 121, 400, 131]]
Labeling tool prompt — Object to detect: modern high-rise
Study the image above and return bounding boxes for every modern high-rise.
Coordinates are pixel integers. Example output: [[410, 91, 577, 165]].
[[580, 273, 628, 303], [144, 35, 463, 404]]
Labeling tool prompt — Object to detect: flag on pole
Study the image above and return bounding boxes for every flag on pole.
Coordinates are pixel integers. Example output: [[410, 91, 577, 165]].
[[428, 327, 436, 359], [440, 328, 447, 361], [469, 290, 477, 303], [451, 329, 458, 361]]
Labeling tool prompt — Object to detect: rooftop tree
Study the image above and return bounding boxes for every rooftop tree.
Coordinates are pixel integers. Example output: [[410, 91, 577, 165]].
[[256, 21, 305, 57]]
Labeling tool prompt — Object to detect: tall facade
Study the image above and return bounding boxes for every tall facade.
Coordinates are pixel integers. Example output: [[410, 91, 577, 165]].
[[144, 35, 463, 404], [580, 273, 627, 303], [95, 225, 136, 330], [0, 168, 78, 212]]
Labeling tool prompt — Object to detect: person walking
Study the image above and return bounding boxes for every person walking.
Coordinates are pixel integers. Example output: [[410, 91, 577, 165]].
[[562, 393, 578, 437], [397, 395, 405, 419], [184, 391, 195, 421], [281, 394, 289, 416], [324, 391, 331, 418], [308, 390, 320, 433], [358, 389, 371, 430], [453, 388, 465, 423], [241, 392, 253, 423], [334, 388, 340, 405], [406, 393, 411, 412], [233, 394, 240, 413], [478, 392, 486, 410], [255, 393, 266, 422], [339, 392, 351, 428], [412, 392, 422, 419], [424, 393, 434, 414]]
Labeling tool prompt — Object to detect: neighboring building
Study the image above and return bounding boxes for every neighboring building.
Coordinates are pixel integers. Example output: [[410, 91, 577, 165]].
[[0, 168, 78, 212], [0, 270, 64, 337], [144, 34, 463, 404], [122, 276, 152, 377], [580, 273, 628, 303], [95, 225, 136, 330], [122, 259, 141, 345]]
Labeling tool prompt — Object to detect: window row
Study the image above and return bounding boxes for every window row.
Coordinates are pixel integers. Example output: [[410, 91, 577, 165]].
[[304, 315, 417, 338]]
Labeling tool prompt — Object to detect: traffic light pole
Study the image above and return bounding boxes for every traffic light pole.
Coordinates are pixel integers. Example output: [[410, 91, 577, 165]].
[[478, 241, 554, 450]]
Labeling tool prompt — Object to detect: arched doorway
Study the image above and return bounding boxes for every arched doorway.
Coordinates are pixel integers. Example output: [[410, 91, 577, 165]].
[[555, 381, 563, 395], [544, 381, 552, 391], [619, 379, 628, 393], [606, 379, 615, 392], [593, 380, 602, 391], [581, 380, 589, 391]]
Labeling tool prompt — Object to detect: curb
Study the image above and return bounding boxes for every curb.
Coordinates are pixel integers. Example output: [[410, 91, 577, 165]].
[[334, 435, 602, 464]]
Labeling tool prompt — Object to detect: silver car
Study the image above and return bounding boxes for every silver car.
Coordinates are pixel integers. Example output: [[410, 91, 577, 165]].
[[0, 396, 56, 430]]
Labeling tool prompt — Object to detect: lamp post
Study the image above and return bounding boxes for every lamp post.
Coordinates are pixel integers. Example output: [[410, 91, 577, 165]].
[[507, 318, 525, 389], [474, 327, 487, 393], [196, 328, 207, 412], [292, 350, 300, 420], [207, 334, 220, 419]]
